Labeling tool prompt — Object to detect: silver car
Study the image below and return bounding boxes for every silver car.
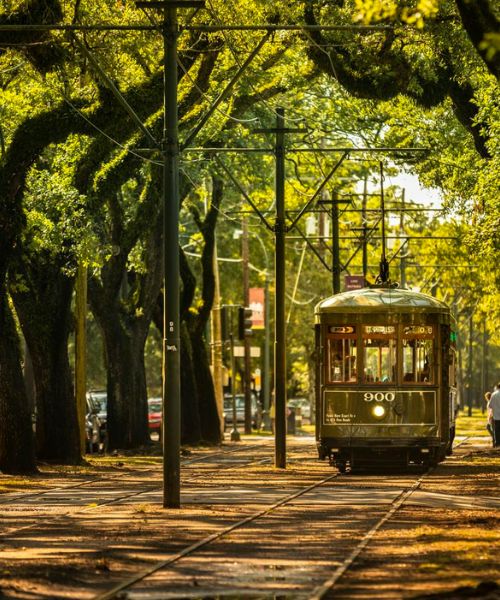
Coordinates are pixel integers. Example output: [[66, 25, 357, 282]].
[[223, 393, 261, 431]]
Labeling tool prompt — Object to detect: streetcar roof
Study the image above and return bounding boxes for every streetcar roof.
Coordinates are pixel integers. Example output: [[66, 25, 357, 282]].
[[315, 286, 450, 315]]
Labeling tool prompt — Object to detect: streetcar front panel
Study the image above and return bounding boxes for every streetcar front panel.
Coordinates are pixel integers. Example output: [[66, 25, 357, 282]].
[[322, 388, 439, 440]]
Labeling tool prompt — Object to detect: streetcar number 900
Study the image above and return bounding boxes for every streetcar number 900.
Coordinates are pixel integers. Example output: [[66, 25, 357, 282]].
[[363, 392, 395, 402]]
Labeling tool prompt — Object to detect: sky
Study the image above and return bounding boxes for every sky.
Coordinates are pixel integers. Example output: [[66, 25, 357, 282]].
[[355, 169, 443, 210], [392, 172, 443, 208]]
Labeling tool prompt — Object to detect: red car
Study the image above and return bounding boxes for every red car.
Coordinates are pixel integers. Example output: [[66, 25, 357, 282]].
[[148, 397, 162, 439]]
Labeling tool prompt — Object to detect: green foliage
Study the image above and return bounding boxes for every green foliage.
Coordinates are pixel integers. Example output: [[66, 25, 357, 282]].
[[1, 0, 498, 401]]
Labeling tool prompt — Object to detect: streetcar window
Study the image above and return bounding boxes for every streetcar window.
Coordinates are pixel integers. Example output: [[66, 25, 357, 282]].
[[362, 326, 396, 383], [402, 326, 434, 384], [327, 328, 357, 383]]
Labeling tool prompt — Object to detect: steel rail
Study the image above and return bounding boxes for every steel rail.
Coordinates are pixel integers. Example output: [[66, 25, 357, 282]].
[[91, 469, 341, 600], [0, 473, 107, 506], [309, 436, 472, 599], [0, 440, 272, 509], [308, 470, 431, 599], [0, 441, 274, 538], [92, 440, 474, 600]]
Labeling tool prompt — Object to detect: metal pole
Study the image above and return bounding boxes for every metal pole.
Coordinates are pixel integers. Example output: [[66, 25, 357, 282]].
[[263, 274, 271, 430], [242, 217, 252, 434], [211, 238, 224, 433], [163, 4, 181, 508], [332, 191, 341, 294], [481, 318, 486, 414], [275, 107, 287, 468], [229, 328, 240, 442], [362, 174, 368, 283], [400, 188, 407, 288], [467, 313, 473, 417], [483, 320, 489, 399]]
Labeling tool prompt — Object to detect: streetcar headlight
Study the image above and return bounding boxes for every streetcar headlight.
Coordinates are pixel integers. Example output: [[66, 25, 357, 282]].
[[372, 404, 386, 418]]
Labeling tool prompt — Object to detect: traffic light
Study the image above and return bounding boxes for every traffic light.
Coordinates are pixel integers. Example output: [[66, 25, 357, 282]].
[[238, 306, 253, 340]]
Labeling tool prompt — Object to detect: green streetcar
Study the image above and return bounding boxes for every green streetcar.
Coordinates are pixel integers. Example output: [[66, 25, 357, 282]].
[[314, 285, 457, 472]]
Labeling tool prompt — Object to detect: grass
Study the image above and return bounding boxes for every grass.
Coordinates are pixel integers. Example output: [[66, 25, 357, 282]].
[[455, 407, 490, 437]]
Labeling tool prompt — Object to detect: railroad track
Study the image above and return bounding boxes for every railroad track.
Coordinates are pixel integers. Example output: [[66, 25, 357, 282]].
[[0, 439, 272, 506], [0, 439, 274, 538], [0, 436, 483, 600], [89, 437, 474, 600]]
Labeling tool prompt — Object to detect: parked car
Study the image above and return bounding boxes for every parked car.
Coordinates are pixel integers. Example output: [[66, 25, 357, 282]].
[[148, 397, 162, 439], [86, 390, 108, 451], [223, 393, 261, 431]]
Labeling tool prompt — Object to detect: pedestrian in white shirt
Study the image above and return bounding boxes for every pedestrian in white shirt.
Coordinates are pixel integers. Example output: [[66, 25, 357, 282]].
[[487, 383, 500, 447]]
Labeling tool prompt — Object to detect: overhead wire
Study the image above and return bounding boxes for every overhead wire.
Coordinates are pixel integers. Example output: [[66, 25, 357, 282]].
[[58, 92, 163, 165], [0, 60, 25, 74], [176, 54, 259, 125], [286, 240, 308, 325], [4, 26, 165, 167], [204, 0, 303, 127]]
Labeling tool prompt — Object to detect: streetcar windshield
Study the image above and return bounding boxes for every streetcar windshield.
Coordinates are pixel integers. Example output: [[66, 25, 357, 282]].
[[402, 325, 434, 384], [323, 323, 437, 385], [327, 326, 357, 383], [362, 325, 396, 383]]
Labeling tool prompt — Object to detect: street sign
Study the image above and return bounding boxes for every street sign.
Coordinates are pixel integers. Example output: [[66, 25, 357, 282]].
[[345, 275, 365, 290], [233, 346, 261, 358], [249, 287, 265, 329]]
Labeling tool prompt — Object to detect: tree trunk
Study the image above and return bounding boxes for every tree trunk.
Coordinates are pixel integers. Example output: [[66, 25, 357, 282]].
[[180, 321, 202, 444], [0, 280, 37, 474], [190, 325, 220, 443], [89, 287, 151, 451], [11, 259, 81, 463], [187, 175, 224, 444]]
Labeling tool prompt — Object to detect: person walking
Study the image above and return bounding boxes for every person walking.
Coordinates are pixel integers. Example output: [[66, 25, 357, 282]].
[[487, 383, 500, 447], [485, 392, 494, 441]]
